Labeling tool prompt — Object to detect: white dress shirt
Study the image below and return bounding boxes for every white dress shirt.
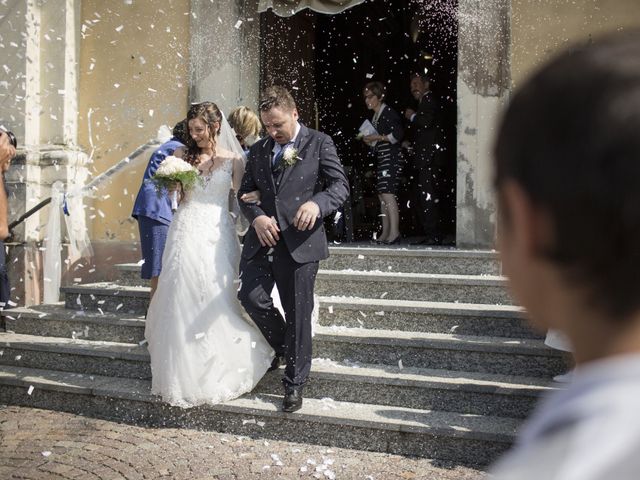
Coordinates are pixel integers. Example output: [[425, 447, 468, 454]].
[[491, 353, 640, 480], [271, 122, 301, 161]]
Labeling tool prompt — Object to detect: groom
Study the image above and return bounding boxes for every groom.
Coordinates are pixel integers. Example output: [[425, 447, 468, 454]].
[[238, 85, 349, 413]]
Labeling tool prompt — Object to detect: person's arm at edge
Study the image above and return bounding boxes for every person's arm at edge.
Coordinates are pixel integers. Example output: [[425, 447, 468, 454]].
[[237, 149, 267, 225]]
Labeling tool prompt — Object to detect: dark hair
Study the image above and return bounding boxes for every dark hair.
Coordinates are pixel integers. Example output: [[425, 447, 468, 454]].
[[184, 102, 222, 165], [259, 85, 296, 112], [171, 120, 187, 144], [363, 81, 385, 100], [494, 30, 640, 320], [410, 71, 431, 84]]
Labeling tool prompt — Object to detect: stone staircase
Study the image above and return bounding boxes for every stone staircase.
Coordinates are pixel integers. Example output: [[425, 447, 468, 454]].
[[0, 246, 566, 467]]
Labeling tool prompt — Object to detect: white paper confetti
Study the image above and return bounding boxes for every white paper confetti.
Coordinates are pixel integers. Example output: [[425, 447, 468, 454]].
[[27, 385, 34, 395]]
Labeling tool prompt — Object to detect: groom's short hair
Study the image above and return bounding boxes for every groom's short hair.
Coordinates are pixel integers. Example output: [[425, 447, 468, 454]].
[[494, 30, 640, 320], [259, 86, 297, 113]]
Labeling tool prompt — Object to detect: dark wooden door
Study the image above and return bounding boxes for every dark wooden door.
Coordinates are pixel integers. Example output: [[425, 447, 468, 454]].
[[260, 10, 317, 127]]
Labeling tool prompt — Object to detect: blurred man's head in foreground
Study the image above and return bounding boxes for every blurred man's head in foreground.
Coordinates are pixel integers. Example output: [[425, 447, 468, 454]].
[[494, 31, 640, 360]]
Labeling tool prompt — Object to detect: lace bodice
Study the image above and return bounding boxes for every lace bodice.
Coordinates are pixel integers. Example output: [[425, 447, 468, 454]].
[[187, 156, 234, 206]]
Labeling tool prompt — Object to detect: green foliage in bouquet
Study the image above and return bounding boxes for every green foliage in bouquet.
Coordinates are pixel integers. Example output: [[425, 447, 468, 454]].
[[152, 170, 201, 197]]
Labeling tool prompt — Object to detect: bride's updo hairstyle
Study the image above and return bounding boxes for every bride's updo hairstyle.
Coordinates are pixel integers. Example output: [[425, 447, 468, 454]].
[[184, 101, 222, 165]]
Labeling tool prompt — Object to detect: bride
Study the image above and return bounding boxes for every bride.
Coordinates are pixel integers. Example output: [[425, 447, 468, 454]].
[[144, 101, 274, 407]]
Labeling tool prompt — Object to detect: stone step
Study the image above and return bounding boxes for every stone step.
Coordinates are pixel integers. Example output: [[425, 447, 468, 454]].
[[62, 282, 150, 315], [9, 298, 536, 341], [62, 272, 512, 317], [0, 364, 518, 465], [115, 247, 500, 285], [313, 326, 567, 378], [260, 359, 553, 419], [0, 329, 551, 417], [0, 321, 566, 382], [6, 304, 146, 343], [319, 297, 538, 338], [0, 332, 150, 379], [316, 271, 511, 304], [322, 246, 500, 275], [114, 263, 148, 287], [3, 306, 553, 417]]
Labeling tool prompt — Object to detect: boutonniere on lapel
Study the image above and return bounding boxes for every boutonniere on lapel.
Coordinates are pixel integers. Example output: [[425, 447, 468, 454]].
[[281, 146, 301, 168]]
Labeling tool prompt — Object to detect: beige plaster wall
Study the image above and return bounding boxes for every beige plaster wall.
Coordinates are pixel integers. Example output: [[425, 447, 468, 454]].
[[511, 0, 640, 87], [77, 0, 190, 241]]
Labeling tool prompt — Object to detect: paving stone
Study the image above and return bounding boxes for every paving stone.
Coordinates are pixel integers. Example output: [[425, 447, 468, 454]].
[[0, 405, 487, 479]]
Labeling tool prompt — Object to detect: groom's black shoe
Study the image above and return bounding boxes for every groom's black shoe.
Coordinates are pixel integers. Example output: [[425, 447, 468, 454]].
[[267, 356, 283, 372], [282, 385, 303, 413]]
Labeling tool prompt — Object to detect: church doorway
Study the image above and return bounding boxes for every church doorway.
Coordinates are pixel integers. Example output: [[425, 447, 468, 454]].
[[260, 0, 458, 244]]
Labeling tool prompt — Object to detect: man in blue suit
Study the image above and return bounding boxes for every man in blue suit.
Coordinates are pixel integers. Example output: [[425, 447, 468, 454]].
[[132, 120, 186, 299]]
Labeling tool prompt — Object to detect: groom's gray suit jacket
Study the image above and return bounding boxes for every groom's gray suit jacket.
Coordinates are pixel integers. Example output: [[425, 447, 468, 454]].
[[238, 124, 349, 264]]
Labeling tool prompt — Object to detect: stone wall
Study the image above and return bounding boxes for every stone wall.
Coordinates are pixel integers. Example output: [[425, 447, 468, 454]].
[[189, 0, 262, 113], [455, 0, 510, 249]]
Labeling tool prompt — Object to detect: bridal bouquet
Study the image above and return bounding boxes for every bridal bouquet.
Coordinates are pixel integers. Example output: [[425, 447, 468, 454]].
[[152, 156, 200, 211]]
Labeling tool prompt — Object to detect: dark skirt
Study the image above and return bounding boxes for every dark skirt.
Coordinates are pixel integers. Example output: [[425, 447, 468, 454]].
[[0, 241, 9, 307], [137, 216, 169, 279], [375, 143, 402, 194]]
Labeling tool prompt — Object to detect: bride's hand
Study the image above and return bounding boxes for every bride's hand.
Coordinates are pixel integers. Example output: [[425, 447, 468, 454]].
[[167, 182, 184, 203], [240, 190, 261, 205]]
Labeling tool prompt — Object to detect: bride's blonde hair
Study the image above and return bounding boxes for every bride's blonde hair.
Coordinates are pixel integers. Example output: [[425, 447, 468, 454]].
[[184, 102, 222, 165]]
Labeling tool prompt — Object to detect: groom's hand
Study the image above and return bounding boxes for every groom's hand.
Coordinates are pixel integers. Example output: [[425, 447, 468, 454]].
[[294, 201, 320, 231], [253, 215, 280, 247]]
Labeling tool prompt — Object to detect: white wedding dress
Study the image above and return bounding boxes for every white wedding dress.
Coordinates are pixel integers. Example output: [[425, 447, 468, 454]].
[[145, 156, 274, 408]]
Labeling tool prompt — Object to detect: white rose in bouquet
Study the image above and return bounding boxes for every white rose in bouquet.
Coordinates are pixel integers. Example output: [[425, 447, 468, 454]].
[[152, 156, 200, 211]]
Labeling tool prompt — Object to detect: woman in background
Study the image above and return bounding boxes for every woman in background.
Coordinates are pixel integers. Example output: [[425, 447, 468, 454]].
[[228, 106, 261, 155], [132, 120, 187, 299], [361, 81, 404, 245]]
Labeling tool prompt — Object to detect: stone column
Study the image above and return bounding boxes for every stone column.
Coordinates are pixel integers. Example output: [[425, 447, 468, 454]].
[[0, 0, 88, 306], [455, 0, 510, 249], [189, 0, 262, 113]]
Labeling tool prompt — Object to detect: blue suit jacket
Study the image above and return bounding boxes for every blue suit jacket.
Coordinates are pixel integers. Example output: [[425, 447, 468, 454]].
[[132, 138, 184, 225]]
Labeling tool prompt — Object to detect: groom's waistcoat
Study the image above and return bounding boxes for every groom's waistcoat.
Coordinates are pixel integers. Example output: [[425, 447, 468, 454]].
[[238, 124, 349, 264]]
